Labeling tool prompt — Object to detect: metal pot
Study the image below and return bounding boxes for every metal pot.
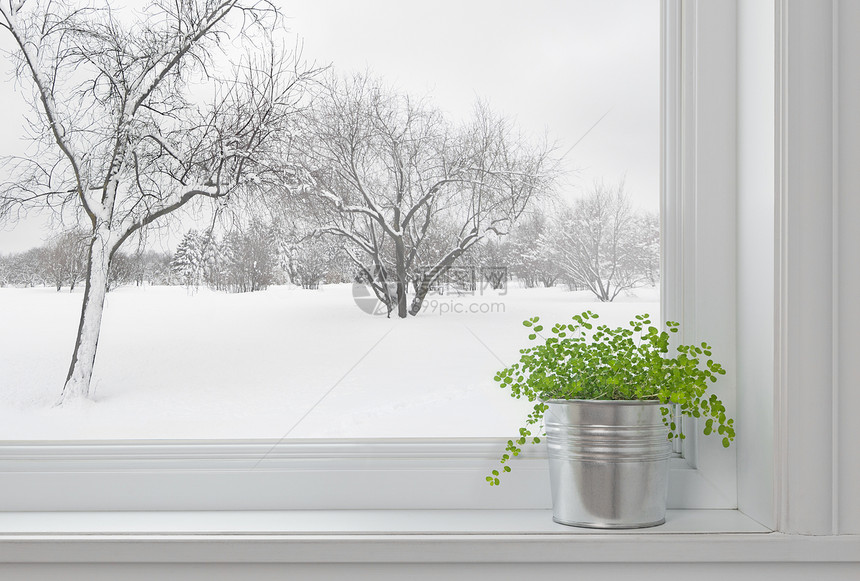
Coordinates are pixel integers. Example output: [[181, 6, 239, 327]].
[[545, 399, 672, 528]]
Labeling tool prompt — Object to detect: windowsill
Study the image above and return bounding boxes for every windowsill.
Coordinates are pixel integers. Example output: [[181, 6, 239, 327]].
[[2, 509, 856, 564], [0, 508, 767, 536]]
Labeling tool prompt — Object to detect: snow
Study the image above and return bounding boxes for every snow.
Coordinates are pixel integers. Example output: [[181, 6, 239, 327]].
[[0, 283, 658, 440]]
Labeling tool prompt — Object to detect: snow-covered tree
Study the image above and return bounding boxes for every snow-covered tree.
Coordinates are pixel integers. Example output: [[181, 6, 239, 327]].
[[476, 237, 512, 290], [107, 251, 135, 291], [171, 230, 205, 290], [197, 229, 222, 290], [507, 212, 563, 288], [552, 180, 653, 302], [0, 1, 314, 403], [222, 222, 279, 293], [631, 211, 660, 287], [299, 74, 556, 317], [507, 218, 540, 288], [533, 233, 564, 288], [0, 254, 9, 287], [43, 229, 88, 291], [8, 247, 47, 287], [125, 250, 173, 287], [286, 235, 343, 289]]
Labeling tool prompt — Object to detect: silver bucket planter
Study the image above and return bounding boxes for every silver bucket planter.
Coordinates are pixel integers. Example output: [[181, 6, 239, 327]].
[[545, 399, 672, 529]]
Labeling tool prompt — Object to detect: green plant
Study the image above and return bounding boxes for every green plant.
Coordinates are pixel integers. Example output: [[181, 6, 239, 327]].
[[486, 311, 734, 486]]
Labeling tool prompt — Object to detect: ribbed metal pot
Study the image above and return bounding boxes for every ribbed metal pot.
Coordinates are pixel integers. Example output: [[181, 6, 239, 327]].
[[545, 399, 672, 529]]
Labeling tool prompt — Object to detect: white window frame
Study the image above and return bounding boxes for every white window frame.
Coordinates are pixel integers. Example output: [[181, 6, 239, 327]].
[[0, 0, 741, 514]]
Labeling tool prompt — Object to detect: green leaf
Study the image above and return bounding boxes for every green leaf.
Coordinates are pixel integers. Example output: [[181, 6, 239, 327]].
[[490, 311, 735, 482]]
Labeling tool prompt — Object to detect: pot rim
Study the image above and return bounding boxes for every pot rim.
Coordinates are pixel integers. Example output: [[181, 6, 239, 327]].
[[543, 398, 664, 406]]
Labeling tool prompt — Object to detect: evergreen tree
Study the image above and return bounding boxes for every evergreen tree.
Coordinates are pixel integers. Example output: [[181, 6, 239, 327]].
[[171, 230, 204, 290]]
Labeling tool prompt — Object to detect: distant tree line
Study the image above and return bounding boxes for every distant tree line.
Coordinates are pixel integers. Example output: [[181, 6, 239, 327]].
[[164, 179, 659, 302], [1, 179, 658, 303], [169, 224, 283, 293], [168, 222, 353, 294], [0, 230, 173, 291]]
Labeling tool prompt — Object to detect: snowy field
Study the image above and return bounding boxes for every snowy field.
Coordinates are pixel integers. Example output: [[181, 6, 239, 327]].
[[0, 283, 659, 440]]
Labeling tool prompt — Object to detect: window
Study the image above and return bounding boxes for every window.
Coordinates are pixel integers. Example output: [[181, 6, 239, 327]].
[[0, 0, 739, 514], [0, 0, 660, 441]]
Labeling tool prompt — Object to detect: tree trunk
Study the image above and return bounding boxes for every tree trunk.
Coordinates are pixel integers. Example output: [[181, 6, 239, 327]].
[[596, 277, 610, 302], [394, 237, 408, 318], [408, 277, 434, 316], [58, 229, 111, 404], [408, 258, 458, 316]]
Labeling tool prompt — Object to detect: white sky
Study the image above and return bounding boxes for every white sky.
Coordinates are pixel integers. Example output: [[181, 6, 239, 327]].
[[0, 0, 659, 253]]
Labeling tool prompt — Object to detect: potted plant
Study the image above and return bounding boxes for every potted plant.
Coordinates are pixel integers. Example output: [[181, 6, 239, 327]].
[[488, 311, 735, 529]]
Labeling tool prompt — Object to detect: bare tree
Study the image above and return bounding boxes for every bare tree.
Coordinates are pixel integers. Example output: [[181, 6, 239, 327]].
[[474, 237, 511, 290], [551, 180, 652, 302], [43, 228, 88, 291], [0, 253, 8, 287], [127, 249, 173, 287], [285, 234, 343, 289], [3, 246, 46, 287], [0, 0, 313, 403], [106, 251, 135, 291], [221, 221, 279, 293], [508, 211, 563, 288], [299, 74, 556, 317], [631, 210, 660, 286]]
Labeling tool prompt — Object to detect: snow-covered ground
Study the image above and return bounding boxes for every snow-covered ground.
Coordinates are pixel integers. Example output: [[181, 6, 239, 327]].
[[0, 283, 659, 440]]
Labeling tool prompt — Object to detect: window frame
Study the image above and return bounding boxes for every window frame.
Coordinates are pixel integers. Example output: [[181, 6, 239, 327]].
[[0, 0, 741, 514]]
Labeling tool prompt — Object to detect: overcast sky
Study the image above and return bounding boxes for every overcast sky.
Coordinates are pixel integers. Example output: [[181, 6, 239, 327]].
[[0, 0, 659, 253]]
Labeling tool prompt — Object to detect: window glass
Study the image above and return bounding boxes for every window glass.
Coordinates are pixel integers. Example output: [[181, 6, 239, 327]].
[[0, 0, 659, 439]]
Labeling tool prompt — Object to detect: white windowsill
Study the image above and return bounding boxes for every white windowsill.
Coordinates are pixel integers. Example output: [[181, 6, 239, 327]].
[[0, 508, 767, 536], [2, 509, 857, 565]]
